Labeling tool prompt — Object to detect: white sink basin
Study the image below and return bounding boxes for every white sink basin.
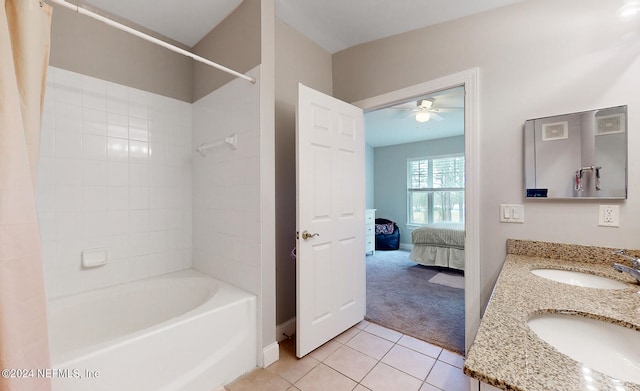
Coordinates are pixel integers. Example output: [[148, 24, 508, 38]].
[[528, 313, 640, 384], [530, 268, 628, 289]]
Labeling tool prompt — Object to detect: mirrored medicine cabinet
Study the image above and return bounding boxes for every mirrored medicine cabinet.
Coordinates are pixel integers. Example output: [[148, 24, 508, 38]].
[[524, 105, 627, 199]]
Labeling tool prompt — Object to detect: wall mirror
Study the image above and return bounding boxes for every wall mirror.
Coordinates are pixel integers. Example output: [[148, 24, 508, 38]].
[[524, 105, 627, 199]]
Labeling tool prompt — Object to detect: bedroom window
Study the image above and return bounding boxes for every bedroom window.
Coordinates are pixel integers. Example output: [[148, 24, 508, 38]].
[[407, 155, 465, 225]]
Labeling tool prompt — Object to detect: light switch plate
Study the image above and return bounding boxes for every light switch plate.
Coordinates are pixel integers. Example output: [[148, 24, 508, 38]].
[[500, 204, 525, 223], [598, 205, 620, 227]]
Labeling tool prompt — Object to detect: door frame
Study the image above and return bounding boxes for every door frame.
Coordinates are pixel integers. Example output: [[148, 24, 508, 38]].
[[352, 68, 480, 354]]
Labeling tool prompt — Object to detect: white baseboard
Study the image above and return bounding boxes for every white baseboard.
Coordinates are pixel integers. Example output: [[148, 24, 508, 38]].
[[276, 317, 296, 341], [262, 342, 279, 368], [399, 243, 413, 251]]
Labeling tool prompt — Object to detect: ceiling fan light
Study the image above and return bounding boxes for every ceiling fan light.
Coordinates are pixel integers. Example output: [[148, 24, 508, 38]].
[[418, 99, 434, 109], [416, 112, 431, 122]]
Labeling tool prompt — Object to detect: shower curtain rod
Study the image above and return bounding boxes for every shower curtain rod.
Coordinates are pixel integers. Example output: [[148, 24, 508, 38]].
[[46, 0, 256, 84]]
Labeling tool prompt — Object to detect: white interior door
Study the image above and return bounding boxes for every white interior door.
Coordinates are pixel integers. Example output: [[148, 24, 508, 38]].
[[295, 83, 366, 358]]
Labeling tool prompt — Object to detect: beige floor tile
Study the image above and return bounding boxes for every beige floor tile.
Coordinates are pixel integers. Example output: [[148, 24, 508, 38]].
[[438, 349, 464, 369], [323, 345, 378, 382], [419, 383, 441, 391], [267, 347, 319, 383], [286, 386, 301, 391], [294, 363, 357, 391], [425, 361, 470, 391], [279, 337, 296, 354], [309, 339, 342, 362], [381, 344, 436, 380], [334, 326, 361, 344], [397, 335, 443, 359], [226, 368, 291, 391], [346, 331, 394, 360], [354, 385, 372, 391], [354, 319, 370, 330], [364, 322, 403, 342], [360, 363, 423, 391]]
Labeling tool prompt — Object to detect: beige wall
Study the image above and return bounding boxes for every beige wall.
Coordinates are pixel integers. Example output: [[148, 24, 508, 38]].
[[49, 0, 261, 103], [192, 0, 261, 102], [333, 0, 640, 306], [49, 5, 193, 102], [274, 18, 333, 325]]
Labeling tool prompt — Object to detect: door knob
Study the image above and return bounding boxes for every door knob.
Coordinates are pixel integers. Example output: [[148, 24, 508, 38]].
[[301, 230, 319, 240]]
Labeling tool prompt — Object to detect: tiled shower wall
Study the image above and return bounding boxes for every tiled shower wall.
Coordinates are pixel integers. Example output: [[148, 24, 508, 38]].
[[37, 67, 193, 298], [192, 66, 261, 296]]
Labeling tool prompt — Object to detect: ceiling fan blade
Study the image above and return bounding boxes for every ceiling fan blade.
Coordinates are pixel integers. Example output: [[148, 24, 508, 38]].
[[389, 107, 414, 111], [431, 107, 463, 112], [430, 112, 445, 121]]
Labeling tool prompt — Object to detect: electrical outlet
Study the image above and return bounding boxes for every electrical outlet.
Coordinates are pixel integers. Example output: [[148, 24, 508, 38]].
[[598, 205, 620, 227]]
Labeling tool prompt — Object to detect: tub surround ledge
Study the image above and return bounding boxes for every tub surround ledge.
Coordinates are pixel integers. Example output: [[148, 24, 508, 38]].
[[464, 239, 640, 391]]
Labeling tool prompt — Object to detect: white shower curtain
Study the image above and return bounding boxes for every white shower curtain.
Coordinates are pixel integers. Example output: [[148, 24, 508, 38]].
[[0, 0, 52, 390]]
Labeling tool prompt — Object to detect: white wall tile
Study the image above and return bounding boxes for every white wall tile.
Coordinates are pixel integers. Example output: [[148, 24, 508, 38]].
[[108, 187, 129, 210], [55, 239, 83, 269], [39, 66, 193, 298], [55, 185, 83, 212], [129, 210, 148, 233], [83, 161, 107, 186], [82, 134, 107, 160], [129, 186, 149, 210], [108, 235, 130, 260], [36, 185, 56, 213], [108, 162, 129, 187], [130, 233, 150, 257], [55, 212, 82, 241], [55, 130, 82, 159], [83, 108, 107, 136], [83, 186, 108, 211], [148, 188, 166, 209], [129, 117, 149, 142], [129, 140, 149, 163], [82, 211, 110, 238], [107, 211, 129, 236], [147, 209, 167, 231], [83, 90, 106, 111], [55, 159, 83, 185], [54, 103, 82, 131], [107, 137, 129, 162], [107, 113, 128, 138], [191, 68, 261, 293], [37, 157, 55, 187], [38, 211, 56, 243], [129, 163, 148, 187]]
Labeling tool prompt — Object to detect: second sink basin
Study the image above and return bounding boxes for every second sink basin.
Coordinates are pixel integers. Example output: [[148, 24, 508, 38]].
[[528, 313, 640, 384], [530, 268, 628, 289]]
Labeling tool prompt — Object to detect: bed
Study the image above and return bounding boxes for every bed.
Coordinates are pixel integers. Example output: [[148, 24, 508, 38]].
[[409, 222, 465, 271]]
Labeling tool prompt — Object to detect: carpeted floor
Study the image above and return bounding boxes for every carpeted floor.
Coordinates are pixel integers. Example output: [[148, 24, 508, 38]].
[[365, 250, 465, 354]]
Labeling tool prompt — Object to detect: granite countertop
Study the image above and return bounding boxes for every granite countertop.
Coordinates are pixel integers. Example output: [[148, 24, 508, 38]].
[[464, 239, 640, 391]]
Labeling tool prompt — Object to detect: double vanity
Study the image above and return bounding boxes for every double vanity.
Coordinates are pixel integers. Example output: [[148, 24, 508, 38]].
[[464, 239, 640, 390]]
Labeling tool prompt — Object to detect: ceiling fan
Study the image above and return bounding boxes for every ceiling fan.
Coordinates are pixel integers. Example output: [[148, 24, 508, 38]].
[[392, 97, 462, 123]]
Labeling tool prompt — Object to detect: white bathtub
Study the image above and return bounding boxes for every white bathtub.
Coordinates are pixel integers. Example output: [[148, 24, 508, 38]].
[[48, 269, 256, 391]]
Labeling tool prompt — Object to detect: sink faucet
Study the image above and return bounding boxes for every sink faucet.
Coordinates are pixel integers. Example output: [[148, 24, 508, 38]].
[[611, 249, 640, 283]]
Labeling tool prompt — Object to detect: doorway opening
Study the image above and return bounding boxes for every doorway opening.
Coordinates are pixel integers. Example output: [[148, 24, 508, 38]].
[[363, 86, 465, 354], [354, 68, 480, 354]]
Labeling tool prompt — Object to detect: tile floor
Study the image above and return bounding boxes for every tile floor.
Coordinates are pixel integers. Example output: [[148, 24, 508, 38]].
[[226, 320, 471, 391]]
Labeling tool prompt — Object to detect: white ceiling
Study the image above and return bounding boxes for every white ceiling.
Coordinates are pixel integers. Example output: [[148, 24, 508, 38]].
[[81, 0, 527, 51], [365, 87, 465, 148]]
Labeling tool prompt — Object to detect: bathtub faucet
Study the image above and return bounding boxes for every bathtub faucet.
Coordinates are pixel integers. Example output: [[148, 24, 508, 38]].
[[611, 249, 640, 283]]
